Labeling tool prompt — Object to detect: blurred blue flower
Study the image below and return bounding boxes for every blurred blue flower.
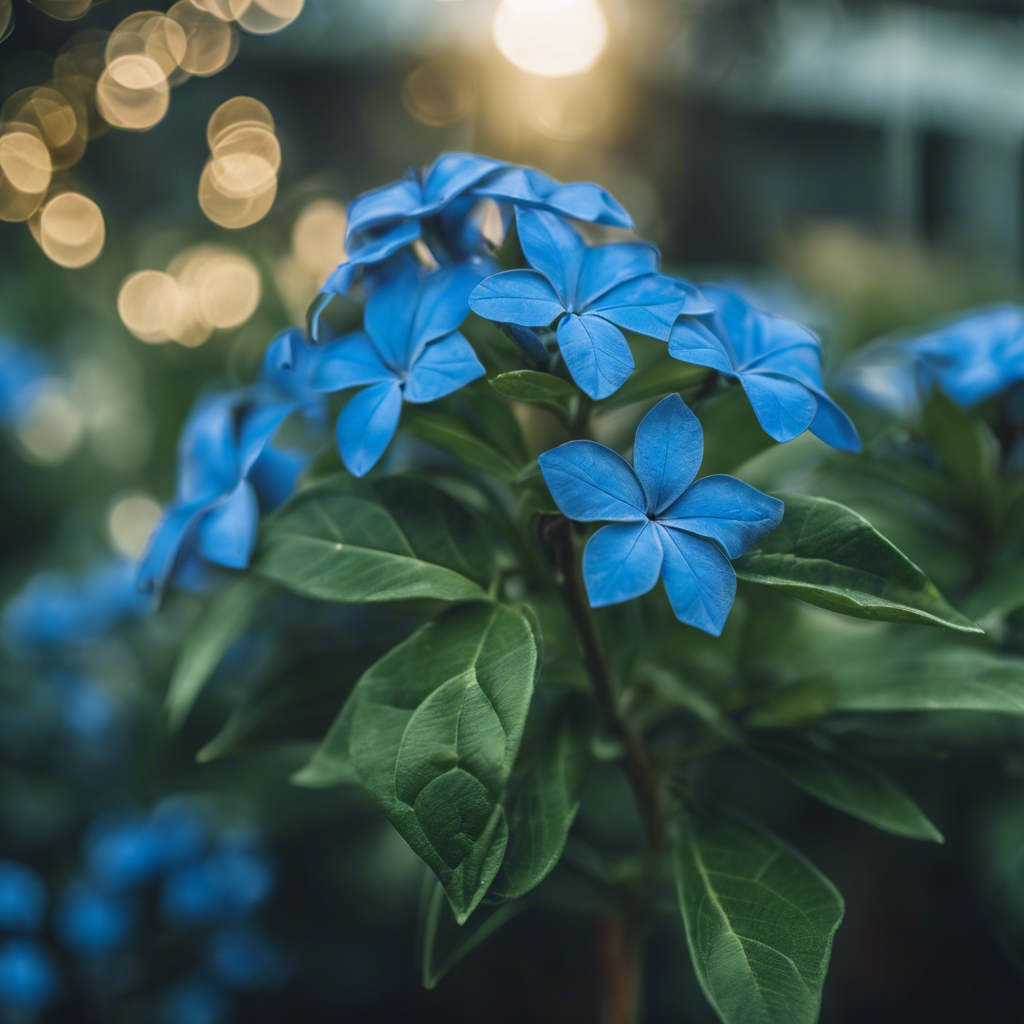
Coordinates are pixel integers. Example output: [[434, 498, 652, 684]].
[[321, 152, 633, 300], [136, 334, 327, 596], [843, 305, 1024, 416], [668, 284, 861, 451], [52, 674, 122, 746], [311, 264, 486, 476], [161, 975, 230, 1024], [539, 394, 783, 635], [208, 927, 283, 988], [161, 837, 272, 924], [0, 863, 46, 933], [55, 883, 133, 954], [3, 560, 148, 652], [470, 210, 710, 399], [149, 799, 208, 870], [0, 940, 57, 1010], [0, 336, 47, 425], [85, 813, 164, 890]]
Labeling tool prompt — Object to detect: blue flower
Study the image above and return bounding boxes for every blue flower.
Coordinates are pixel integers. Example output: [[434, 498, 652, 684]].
[[470, 210, 712, 399], [160, 975, 230, 1024], [137, 332, 326, 596], [3, 561, 148, 652], [0, 940, 57, 1010], [0, 336, 47, 425], [84, 813, 164, 890], [322, 152, 633, 299], [55, 883, 133, 955], [208, 927, 284, 989], [668, 284, 861, 451], [0, 863, 46, 933], [538, 394, 783, 635], [843, 305, 1024, 415], [311, 264, 487, 476]]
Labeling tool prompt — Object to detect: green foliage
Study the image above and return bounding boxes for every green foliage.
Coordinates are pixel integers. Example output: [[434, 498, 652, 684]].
[[673, 807, 844, 1024], [735, 493, 982, 632], [254, 476, 495, 604], [489, 369, 579, 417], [402, 408, 525, 480]]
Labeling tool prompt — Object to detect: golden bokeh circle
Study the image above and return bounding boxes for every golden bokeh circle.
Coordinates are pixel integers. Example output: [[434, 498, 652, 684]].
[[206, 95, 274, 149], [29, 0, 92, 21], [106, 12, 188, 79], [96, 55, 171, 131], [168, 0, 238, 77], [0, 0, 13, 43], [198, 159, 277, 228], [292, 198, 347, 277], [228, 0, 304, 35], [402, 58, 477, 127], [197, 251, 261, 328], [118, 270, 182, 343], [38, 192, 105, 268], [0, 131, 52, 195], [209, 124, 280, 196]]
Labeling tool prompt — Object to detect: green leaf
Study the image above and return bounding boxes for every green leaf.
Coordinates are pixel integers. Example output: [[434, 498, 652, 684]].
[[491, 697, 594, 901], [254, 476, 493, 604], [673, 807, 844, 1024], [166, 578, 271, 729], [750, 737, 943, 842], [489, 370, 578, 417], [597, 356, 711, 414], [751, 648, 1024, 725], [289, 692, 360, 787], [348, 602, 542, 922], [734, 493, 982, 633], [402, 409, 524, 480]]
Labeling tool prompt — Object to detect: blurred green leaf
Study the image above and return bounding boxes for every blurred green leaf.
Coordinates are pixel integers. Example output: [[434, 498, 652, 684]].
[[751, 736, 943, 842], [290, 691, 360, 788], [491, 697, 594, 901], [166, 578, 271, 729], [402, 409, 523, 480], [597, 356, 711, 415], [673, 807, 844, 1024], [735, 493, 982, 633], [255, 476, 493, 604], [489, 370, 578, 416], [348, 602, 541, 922]]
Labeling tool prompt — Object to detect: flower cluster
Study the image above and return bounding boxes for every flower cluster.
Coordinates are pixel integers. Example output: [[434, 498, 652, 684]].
[[137, 331, 326, 595], [540, 395, 783, 634], [0, 800, 281, 1023], [842, 304, 1024, 416]]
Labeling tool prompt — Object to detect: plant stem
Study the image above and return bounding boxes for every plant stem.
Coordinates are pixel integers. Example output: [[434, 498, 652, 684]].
[[544, 516, 666, 854], [598, 912, 641, 1024]]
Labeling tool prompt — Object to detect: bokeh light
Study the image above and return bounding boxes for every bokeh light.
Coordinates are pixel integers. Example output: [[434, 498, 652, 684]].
[[96, 55, 171, 131], [37, 192, 105, 268], [107, 492, 163, 558], [168, 0, 238, 77], [402, 58, 477, 127], [492, 0, 609, 77], [28, 0, 92, 20], [206, 96, 273, 148], [0, 131, 52, 198], [228, 0, 304, 36], [291, 199, 346, 282], [117, 270, 182, 344], [0, 0, 12, 43], [14, 385, 84, 464]]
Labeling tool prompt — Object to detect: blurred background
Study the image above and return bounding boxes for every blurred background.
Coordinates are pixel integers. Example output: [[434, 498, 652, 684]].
[[2, 0, 1024, 1020]]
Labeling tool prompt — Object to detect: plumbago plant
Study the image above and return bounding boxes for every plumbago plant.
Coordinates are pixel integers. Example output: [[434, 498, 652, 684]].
[[142, 153, 1024, 1024]]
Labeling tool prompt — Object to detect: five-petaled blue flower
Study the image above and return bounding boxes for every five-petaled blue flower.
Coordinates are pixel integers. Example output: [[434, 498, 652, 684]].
[[539, 394, 783, 635], [310, 264, 487, 476], [843, 304, 1024, 416], [321, 152, 633, 301], [668, 284, 861, 451], [470, 210, 712, 399], [137, 332, 325, 596]]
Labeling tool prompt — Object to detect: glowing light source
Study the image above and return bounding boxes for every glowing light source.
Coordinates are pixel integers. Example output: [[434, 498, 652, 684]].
[[168, 0, 238, 77], [96, 55, 171, 130], [196, 251, 261, 328], [292, 199, 347, 281], [37, 192, 105, 267], [402, 58, 477, 127], [107, 492, 163, 558], [206, 96, 274, 148], [227, 0, 304, 35], [0, 131, 52, 196], [492, 0, 609, 78], [0, 0, 12, 43], [117, 270, 182, 343], [15, 385, 84, 463]]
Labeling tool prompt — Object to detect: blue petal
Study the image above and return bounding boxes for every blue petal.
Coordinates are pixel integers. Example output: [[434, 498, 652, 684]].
[[249, 446, 307, 509], [336, 381, 403, 477], [408, 263, 490, 362], [738, 371, 818, 442], [659, 475, 784, 557], [238, 400, 295, 477], [694, 285, 758, 365], [309, 332, 395, 392], [346, 176, 424, 240], [656, 524, 736, 636], [469, 270, 566, 327], [590, 274, 711, 341], [263, 328, 301, 373], [177, 395, 239, 504], [196, 481, 260, 570], [515, 209, 586, 304], [582, 521, 663, 607], [324, 220, 424, 299], [807, 387, 862, 453], [632, 394, 703, 514], [667, 318, 737, 375], [363, 269, 422, 370], [538, 440, 646, 522], [474, 168, 633, 228], [404, 331, 484, 403], [555, 313, 634, 400], [422, 153, 505, 208], [135, 502, 210, 595], [575, 242, 659, 309]]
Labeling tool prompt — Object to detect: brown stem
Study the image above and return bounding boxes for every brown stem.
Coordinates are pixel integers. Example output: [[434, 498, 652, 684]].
[[598, 912, 641, 1024], [544, 516, 666, 854]]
